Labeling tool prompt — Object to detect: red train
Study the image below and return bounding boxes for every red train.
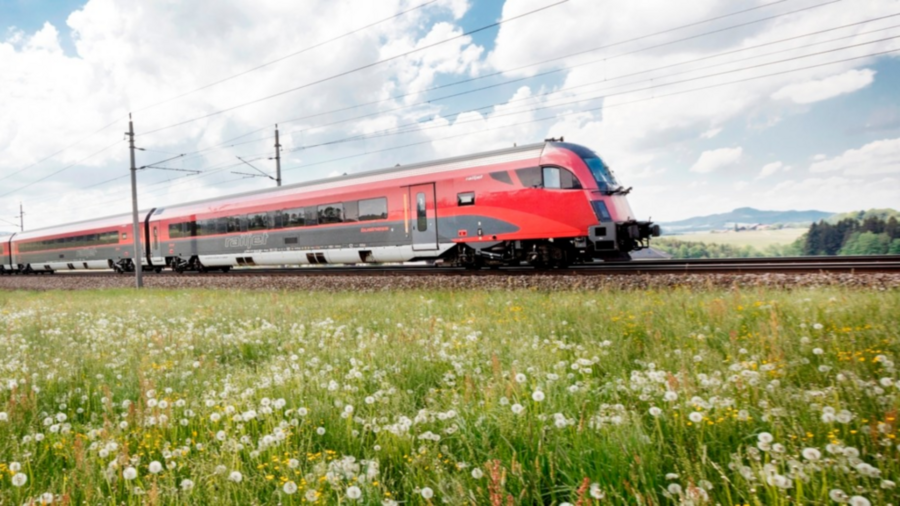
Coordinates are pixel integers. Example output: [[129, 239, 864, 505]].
[[1, 140, 659, 274]]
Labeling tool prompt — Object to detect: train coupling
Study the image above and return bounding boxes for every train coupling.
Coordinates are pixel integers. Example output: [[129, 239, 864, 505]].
[[589, 220, 660, 252]]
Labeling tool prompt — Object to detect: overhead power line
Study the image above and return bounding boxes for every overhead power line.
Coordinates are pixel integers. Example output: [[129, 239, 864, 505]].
[[132, 0, 441, 114], [138, 0, 572, 136], [0, 0, 440, 183], [285, 29, 900, 152], [180, 0, 814, 141], [0, 140, 122, 199], [22, 7, 892, 212], [1, 0, 806, 196], [28, 40, 895, 223]]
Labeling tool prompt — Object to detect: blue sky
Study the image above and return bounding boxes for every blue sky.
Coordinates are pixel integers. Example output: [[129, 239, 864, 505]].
[[1, 0, 899, 230]]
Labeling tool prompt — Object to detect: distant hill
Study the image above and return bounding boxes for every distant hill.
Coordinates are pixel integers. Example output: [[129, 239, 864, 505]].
[[660, 207, 832, 234]]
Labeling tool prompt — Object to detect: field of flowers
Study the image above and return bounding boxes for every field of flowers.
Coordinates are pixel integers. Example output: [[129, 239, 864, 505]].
[[0, 286, 898, 505]]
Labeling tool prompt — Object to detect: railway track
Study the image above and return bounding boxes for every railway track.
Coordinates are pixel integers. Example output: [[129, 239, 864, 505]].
[[35, 255, 900, 277]]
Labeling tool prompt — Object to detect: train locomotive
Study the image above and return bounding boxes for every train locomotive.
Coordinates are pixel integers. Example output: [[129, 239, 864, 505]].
[[1, 140, 660, 275]]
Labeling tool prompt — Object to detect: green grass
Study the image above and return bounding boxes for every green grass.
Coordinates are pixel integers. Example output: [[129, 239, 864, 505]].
[[665, 228, 806, 248], [1, 287, 898, 505]]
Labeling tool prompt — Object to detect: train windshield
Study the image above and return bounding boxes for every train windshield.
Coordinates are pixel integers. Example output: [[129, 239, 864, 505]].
[[583, 157, 618, 191]]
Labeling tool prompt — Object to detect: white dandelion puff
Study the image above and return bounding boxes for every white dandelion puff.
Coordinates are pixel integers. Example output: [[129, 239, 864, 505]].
[[802, 448, 821, 461], [283, 481, 298, 495], [12, 473, 27, 487]]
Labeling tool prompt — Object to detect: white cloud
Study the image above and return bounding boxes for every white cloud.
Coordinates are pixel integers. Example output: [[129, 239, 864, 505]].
[[0, 0, 482, 227], [758, 176, 900, 213], [757, 161, 783, 179], [733, 181, 749, 191], [700, 127, 722, 139], [809, 138, 900, 175], [771, 69, 875, 104], [689, 147, 742, 173], [3, 0, 899, 228]]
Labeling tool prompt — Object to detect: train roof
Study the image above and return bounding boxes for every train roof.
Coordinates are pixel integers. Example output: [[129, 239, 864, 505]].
[[17, 141, 571, 238], [152, 141, 547, 215]]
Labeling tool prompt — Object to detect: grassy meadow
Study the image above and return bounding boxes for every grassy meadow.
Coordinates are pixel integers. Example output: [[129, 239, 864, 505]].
[[0, 287, 898, 505], [664, 229, 807, 249]]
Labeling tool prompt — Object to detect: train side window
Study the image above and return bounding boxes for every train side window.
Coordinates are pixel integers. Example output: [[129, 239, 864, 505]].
[[285, 208, 305, 227], [344, 201, 359, 222], [489, 171, 513, 185], [226, 217, 241, 233], [359, 198, 387, 221], [559, 167, 583, 189], [318, 203, 343, 224], [304, 207, 318, 226], [270, 211, 283, 229], [416, 193, 427, 232], [515, 167, 542, 187], [248, 213, 267, 231], [195, 220, 208, 236], [457, 192, 475, 206], [217, 218, 228, 234], [542, 167, 561, 189], [239, 216, 248, 232]]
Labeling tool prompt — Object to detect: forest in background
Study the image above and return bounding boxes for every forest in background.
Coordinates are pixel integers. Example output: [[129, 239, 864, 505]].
[[655, 209, 900, 259]]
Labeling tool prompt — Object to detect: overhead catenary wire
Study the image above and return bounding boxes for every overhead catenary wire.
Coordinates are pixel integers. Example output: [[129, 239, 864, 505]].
[[14, 1, 890, 222], [21, 17, 898, 220], [54, 0, 852, 200], [1, 0, 819, 198], [26, 42, 896, 224], [137, 0, 572, 136], [131, 0, 441, 114], [0, 0, 441, 183], [284, 29, 900, 152], [0, 140, 122, 199], [197, 0, 823, 140]]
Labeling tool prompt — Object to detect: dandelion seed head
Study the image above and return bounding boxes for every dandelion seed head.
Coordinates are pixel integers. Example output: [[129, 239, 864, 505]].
[[11, 473, 27, 487]]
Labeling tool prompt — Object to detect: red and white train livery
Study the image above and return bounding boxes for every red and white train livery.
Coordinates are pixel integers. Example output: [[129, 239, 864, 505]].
[[1, 140, 659, 274]]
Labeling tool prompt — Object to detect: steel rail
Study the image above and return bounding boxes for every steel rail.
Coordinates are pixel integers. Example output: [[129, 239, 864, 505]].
[[31, 255, 900, 278]]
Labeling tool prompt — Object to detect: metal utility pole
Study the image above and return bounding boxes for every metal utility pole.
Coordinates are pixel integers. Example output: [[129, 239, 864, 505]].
[[16, 203, 23, 232], [127, 113, 143, 288], [274, 124, 282, 187]]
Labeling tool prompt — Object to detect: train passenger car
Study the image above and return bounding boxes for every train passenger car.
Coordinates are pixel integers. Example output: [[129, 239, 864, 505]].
[[7, 139, 658, 274], [148, 139, 657, 272], [8, 214, 152, 274]]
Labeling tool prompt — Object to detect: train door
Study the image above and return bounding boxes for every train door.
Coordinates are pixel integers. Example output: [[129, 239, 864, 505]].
[[409, 183, 438, 250]]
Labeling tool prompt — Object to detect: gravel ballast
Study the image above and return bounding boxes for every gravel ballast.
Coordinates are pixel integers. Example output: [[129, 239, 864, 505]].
[[1, 272, 899, 291]]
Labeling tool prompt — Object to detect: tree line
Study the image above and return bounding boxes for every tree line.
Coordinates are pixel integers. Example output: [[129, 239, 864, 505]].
[[655, 214, 900, 259], [804, 216, 900, 255]]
